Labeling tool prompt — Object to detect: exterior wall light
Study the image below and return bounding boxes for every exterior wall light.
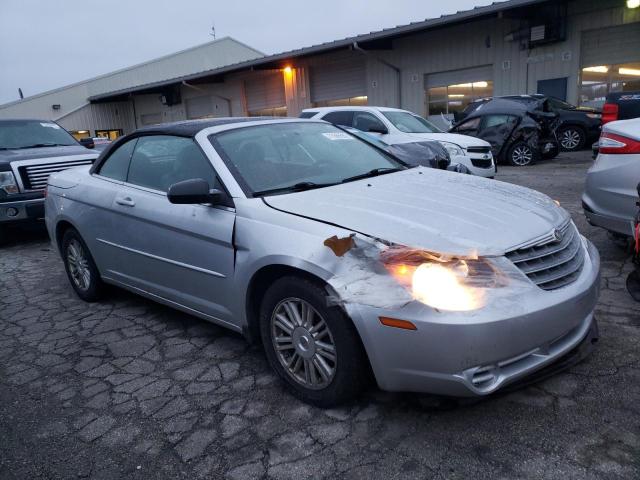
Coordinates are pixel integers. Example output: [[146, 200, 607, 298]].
[[628, 0, 640, 9]]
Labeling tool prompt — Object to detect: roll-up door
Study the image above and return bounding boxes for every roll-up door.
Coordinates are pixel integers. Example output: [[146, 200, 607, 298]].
[[581, 23, 640, 68], [310, 58, 366, 103], [186, 96, 214, 119], [425, 65, 493, 88], [245, 72, 286, 114]]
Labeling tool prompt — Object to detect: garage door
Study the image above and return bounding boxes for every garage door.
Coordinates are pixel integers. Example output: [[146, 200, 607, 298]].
[[310, 58, 366, 103], [581, 23, 640, 67], [245, 72, 286, 114], [425, 65, 493, 88], [185, 95, 230, 119]]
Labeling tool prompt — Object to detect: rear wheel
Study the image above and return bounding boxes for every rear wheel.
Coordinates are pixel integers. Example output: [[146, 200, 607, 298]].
[[558, 126, 586, 151], [61, 228, 104, 302], [259, 276, 369, 407], [507, 141, 537, 166]]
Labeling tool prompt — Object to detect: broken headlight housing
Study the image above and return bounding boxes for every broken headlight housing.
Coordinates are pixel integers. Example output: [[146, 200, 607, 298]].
[[0, 171, 19, 195], [381, 247, 507, 311], [438, 141, 465, 158]]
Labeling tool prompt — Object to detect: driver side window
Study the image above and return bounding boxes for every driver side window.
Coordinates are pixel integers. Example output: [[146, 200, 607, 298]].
[[127, 135, 220, 193]]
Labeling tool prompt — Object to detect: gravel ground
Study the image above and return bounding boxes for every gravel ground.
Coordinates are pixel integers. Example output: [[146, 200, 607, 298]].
[[1, 150, 639, 479]]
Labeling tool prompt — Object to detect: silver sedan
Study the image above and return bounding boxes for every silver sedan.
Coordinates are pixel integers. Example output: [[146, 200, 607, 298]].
[[45, 118, 600, 406], [583, 117, 640, 238]]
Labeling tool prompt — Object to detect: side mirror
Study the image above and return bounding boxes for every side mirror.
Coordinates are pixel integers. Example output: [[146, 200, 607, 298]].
[[167, 178, 222, 205]]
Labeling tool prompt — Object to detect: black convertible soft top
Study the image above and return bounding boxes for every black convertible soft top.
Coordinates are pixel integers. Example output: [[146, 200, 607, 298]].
[[90, 117, 284, 173]]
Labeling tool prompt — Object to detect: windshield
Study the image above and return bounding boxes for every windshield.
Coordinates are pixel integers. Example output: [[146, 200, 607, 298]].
[[0, 120, 78, 149], [382, 111, 441, 133], [211, 122, 405, 196]]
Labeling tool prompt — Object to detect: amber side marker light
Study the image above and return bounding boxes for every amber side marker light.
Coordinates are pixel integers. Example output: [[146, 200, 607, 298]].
[[379, 317, 417, 330]]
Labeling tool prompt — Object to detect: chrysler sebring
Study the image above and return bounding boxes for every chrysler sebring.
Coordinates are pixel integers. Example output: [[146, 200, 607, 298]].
[[45, 118, 600, 406]]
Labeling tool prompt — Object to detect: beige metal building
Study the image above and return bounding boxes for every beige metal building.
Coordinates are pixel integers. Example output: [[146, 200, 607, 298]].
[[1, 0, 639, 136]]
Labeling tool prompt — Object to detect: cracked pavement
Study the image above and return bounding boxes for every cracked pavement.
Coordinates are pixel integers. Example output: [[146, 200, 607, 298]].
[[1, 150, 639, 479]]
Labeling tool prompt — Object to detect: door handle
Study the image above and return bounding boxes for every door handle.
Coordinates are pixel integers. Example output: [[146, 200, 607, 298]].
[[115, 196, 135, 207]]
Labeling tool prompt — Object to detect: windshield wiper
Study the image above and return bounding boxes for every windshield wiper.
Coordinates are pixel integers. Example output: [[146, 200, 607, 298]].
[[252, 181, 338, 197], [341, 167, 404, 183], [12, 143, 72, 149]]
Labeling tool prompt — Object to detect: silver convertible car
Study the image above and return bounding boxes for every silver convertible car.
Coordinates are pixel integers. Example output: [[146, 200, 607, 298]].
[[45, 118, 600, 406]]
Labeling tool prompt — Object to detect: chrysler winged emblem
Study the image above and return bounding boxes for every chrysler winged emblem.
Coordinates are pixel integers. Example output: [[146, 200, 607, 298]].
[[553, 228, 563, 243]]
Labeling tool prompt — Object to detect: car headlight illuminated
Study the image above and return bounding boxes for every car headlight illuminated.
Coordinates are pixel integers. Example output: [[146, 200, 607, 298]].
[[381, 248, 507, 311], [438, 141, 465, 157], [0, 171, 19, 195]]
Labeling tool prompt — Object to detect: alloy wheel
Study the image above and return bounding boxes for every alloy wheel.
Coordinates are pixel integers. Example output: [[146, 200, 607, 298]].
[[511, 145, 533, 166], [560, 129, 581, 150], [67, 238, 91, 291], [270, 297, 337, 390]]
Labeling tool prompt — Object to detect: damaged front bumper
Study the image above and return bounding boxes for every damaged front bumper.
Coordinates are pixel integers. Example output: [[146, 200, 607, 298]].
[[341, 240, 600, 397]]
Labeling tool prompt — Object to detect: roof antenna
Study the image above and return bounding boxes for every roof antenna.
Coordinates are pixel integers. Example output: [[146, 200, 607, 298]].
[[210, 22, 216, 39], [18, 88, 24, 99]]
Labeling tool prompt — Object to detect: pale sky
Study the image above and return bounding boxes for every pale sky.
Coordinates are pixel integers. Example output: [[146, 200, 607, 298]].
[[0, 0, 491, 105]]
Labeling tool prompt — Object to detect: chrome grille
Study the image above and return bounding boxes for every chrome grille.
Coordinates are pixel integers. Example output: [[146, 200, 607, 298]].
[[506, 221, 585, 290], [19, 159, 94, 191]]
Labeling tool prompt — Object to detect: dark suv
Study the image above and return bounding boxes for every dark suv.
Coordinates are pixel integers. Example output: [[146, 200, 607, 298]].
[[459, 94, 601, 151], [0, 119, 98, 239]]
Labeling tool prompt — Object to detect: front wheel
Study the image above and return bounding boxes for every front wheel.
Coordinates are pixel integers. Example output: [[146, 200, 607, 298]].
[[259, 276, 369, 407], [62, 228, 105, 302], [507, 141, 537, 166]]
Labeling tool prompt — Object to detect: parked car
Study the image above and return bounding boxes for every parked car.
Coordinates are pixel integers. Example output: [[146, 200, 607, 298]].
[[300, 106, 496, 178], [46, 118, 599, 406], [626, 181, 640, 301], [450, 98, 560, 166], [602, 91, 640, 125], [79, 137, 112, 151], [459, 95, 601, 152], [343, 128, 452, 171], [583, 117, 640, 238], [0, 119, 98, 239]]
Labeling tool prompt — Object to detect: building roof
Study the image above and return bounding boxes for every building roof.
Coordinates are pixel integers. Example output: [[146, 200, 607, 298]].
[[90, 0, 552, 102], [0, 37, 264, 109]]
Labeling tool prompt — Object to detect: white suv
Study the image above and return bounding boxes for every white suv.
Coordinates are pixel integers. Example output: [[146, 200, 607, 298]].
[[300, 106, 496, 178]]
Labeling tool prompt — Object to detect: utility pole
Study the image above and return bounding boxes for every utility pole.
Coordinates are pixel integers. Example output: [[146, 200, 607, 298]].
[[210, 22, 216, 39]]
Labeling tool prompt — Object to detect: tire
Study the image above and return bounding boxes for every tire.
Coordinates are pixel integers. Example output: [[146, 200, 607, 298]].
[[558, 126, 586, 151], [506, 141, 538, 166], [259, 276, 369, 407], [61, 228, 104, 302]]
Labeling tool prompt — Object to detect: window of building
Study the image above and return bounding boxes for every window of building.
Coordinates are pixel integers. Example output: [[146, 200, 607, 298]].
[[580, 62, 640, 108], [426, 81, 493, 116], [95, 129, 123, 140], [69, 130, 91, 140], [247, 106, 288, 117], [313, 96, 368, 108]]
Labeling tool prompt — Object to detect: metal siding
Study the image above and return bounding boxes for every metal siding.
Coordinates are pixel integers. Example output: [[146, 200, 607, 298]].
[[244, 72, 286, 112], [56, 102, 136, 134], [581, 22, 640, 67], [310, 58, 366, 103], [425, 65, 494, 88]]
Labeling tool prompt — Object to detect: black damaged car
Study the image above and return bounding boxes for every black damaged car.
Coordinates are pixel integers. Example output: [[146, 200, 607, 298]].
[[449, 98, 560, 167]]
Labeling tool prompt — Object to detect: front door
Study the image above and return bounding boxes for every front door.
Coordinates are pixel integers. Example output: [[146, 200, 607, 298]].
[[102, 135, 236, 325]]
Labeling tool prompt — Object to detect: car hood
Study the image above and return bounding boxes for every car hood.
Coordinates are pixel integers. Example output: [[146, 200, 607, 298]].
[[263, 168, 568, 257], [0, 145, 96, 165], [401, 132, 492, 149]]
